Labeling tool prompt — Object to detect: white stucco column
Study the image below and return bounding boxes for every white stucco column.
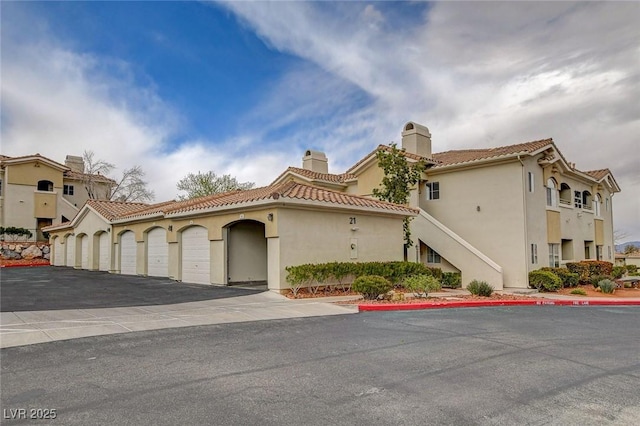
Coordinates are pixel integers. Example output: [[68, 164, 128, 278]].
[[168, 241, 179, 280], [267, 237, 281, 291]]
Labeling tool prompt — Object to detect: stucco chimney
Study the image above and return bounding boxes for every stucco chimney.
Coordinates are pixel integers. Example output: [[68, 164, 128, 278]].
[[302, 150, 328, 174], [401, 122, 432, 159], [65, 155, 85, 173]]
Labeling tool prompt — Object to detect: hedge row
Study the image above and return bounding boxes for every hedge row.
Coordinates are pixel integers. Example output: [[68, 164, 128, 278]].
[[285, 261, 448, 296]]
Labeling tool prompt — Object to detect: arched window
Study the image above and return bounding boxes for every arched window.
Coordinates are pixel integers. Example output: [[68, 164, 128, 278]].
[[582, 191, 592, 210], [559, 183, 571, 206], [546, 178, 558, 207], [594, 194, 602, 216], [37, 180, 53, 192]]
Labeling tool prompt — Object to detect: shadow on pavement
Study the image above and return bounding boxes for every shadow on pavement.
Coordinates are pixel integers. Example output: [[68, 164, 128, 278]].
[[0, 267, 264, 312]]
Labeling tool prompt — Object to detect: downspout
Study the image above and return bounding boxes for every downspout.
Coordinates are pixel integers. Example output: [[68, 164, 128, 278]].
[[518, 154, 529, 287]]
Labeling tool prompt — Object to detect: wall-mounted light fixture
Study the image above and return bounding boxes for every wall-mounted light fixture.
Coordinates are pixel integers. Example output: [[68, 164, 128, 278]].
[[168, 225, 173, 231], [267, 213, 273, 222], [476, 206, 481, 212], [106, 228, 110, 233]]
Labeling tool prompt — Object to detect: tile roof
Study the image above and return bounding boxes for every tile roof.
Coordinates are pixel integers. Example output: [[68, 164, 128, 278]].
[[64, 170, 117, 184], [272, 166, 356, 185], [0, 153, 68, 169], [162, 180, 417, 216], [431, 139, 554, 167], [583, 169, 612, 181], [346, 145, 439, 174], [87, 200, 150, 221]]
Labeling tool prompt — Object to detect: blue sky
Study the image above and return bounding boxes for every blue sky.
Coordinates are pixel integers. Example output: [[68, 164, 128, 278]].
[[2, 1, 638, 241]]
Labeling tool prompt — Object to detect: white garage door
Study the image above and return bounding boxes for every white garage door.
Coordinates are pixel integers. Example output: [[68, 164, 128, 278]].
[[181, 226, 210, 285], [147, 228, 168, 277], [65, 235, 76, 267], [120, 231, 137, 275], [80, 235, 90, 269], [53, 238, 64, 266], [99, 232, 110, 272]]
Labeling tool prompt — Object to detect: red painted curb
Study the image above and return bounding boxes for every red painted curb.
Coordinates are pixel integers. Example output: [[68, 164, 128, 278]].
[[358, 299, 640, 311], [0, 263, 50, 268]]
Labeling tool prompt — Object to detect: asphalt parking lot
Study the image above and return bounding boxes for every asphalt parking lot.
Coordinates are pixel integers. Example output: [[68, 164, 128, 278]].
[[0, 267, 263, 312], [2, 306, 639, 425]]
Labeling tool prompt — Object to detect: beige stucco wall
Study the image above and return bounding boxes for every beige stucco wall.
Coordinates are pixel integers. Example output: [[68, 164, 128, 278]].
[[6, 162, 64, 188], [355, 162, 384, 197], [275, 208, 405, 290], [34, 192, 57, 219], [419, 161, 528, 287]]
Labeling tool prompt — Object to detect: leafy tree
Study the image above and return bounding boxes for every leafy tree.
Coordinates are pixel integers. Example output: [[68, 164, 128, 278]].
[[176, 171, 255, 200], [82, 150, 154, 202], [372, 143, 426, 247]]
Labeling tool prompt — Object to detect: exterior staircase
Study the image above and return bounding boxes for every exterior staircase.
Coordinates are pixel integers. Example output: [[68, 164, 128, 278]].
[[412, 209, 504, 289]]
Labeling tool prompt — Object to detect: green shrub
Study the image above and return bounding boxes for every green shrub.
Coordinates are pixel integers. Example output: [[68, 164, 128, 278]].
[[442, 272, 462, 288], [626, 265, 638, 275], [598, 279, 616, 294], [541, 267, 579, 288], [611, 266, 626, 279], [590, 275, 610, 288], [352, 275, 392, 300], [403, 274, 440, 297], [570, 288, 587, 296], [467, 280, 494, 297], [529, 270, 562, 292], [428, 267, 443, 280], [567, 261, 614, 283]]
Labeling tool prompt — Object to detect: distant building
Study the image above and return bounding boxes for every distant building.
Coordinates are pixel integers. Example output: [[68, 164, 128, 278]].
[[0, 154, 115, 240]]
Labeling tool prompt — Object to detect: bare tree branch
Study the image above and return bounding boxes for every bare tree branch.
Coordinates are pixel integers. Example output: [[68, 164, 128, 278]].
[[109, 165, 155, 202], [82, 150, 114, 199]]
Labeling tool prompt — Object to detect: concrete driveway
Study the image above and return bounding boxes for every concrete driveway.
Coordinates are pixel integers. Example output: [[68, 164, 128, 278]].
[[0, 267, 264, 312]]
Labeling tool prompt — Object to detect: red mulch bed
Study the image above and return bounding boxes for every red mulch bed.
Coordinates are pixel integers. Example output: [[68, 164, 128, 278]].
[[0, 259, 50, 267], [557, 284, 640, 298]]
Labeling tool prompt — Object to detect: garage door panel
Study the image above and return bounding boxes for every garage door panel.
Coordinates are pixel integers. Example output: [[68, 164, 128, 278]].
[[120, 231, 137, 275], [81, 235, 89, 269], [99, 233, 110, 271], [147, 228, 168, 277], [181, 226, 210, 285], [65, 236, 75, 267], [53, 238, 64, 266]]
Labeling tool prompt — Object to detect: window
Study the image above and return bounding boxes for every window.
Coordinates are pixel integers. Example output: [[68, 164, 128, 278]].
[[584, 242, 591, 259], [562, 239, 573, 261], [427, 247, 441, 263], [605, 198, 609, 211], [582, 191, 592, 210], [37, 180, 53, 192], [549, 243, 560, 267], [425, 182, 440, 200], [546, 178, 558, 207], [531, 243, 538, 264], [528, 172, 534, 192], [559, 183, 571, 205], [63, 184, 74, 195], [0, 179, 2, 197], [608, 246, 612, 260], [574, 191, 582, 208], [596, 245, 603, 261], [594, 194, 602, 216]]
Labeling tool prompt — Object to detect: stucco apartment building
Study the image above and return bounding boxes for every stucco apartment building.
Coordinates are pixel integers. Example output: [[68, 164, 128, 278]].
[[44, 122, 620, 291], [0, 154, 114, 240]]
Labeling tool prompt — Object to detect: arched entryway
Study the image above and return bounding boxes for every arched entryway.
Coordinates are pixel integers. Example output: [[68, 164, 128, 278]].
[[226, 220, 267, 285]]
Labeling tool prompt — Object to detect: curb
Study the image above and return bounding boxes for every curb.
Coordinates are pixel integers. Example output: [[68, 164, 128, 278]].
[[0, 263, 50, 268], [358, 299, 640, 311]]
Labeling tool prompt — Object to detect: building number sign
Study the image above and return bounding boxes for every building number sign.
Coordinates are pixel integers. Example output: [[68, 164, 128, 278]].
[[349, 217, 356, 224]]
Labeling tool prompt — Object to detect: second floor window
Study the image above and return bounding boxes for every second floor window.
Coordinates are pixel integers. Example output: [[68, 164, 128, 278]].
[[574, 191, 582, 208], [63, 185, 74, 195], [37, 180, 53, 192], [426, 182, 440, 200], [546, 178, 558, 207]]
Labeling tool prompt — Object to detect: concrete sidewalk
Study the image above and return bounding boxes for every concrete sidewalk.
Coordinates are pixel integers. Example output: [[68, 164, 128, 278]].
[[0, 292, 358, 349]]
